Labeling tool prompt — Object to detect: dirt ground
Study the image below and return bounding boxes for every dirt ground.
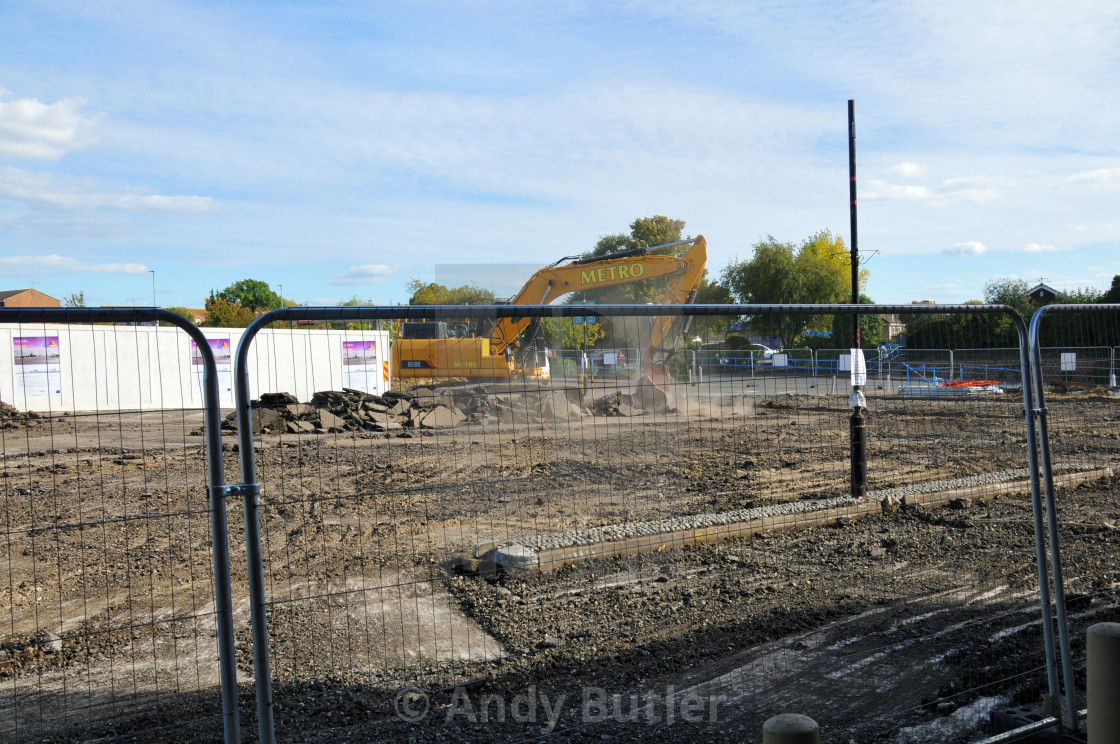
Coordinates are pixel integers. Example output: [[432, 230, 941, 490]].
[[1, 380, 1118, 743]]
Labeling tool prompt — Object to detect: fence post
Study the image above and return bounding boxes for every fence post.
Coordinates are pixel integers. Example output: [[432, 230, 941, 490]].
[[763, 713, 819, 743], [1010, 307, 1067, 722], [1087, 623, 1120, 743], [197, 324, 244, 744], [234, 315, 277, 744], [1028, 307, 1109, 731], [0, 308, 243, 744]]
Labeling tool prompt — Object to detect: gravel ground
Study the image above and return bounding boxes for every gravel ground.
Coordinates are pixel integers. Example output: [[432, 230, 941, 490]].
[[1, 387, 1117, 743]]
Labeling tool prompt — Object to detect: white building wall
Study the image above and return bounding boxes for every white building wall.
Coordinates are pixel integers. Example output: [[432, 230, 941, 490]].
[[0, 324, 392, 413]]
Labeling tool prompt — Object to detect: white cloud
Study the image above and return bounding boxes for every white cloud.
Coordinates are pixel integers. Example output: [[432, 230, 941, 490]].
[[1021, 242, 1067, 253], [0, 254, 148, 277], [863, 179, 933, 201], [0, 89, 101, 160], [938, 177, 1001, 204], [886, 162, 928, 179], [0, 167, 216, 212], [330, 264, 395, 285], [1061, 168, 1120, 187], [943, 241, 987, 257], [864, 175, 1000, 205]]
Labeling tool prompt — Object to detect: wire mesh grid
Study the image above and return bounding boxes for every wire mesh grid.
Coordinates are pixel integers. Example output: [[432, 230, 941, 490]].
[[229, 305, 1062, 743], [1028, 305, 1120, 728], [0, 314, 229, 743]]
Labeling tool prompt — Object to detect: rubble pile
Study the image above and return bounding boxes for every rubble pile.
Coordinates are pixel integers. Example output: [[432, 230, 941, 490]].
[[223, 381, 676, 436], [0, 401, 50, 429], [590, 376, 674, 416]]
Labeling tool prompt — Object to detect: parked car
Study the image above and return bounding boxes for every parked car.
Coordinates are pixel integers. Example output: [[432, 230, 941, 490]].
[[747, 344, 778, 359]]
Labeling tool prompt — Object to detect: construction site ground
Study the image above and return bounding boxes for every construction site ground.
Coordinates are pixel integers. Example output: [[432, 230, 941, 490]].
[[1, 381, 1118, 743]]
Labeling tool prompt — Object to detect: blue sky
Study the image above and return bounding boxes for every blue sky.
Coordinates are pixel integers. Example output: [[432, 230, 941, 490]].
[[1, 1, 1118, 309]]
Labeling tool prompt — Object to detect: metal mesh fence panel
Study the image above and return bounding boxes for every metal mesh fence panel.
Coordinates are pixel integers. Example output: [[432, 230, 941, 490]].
[[0, 309, 238, 744], [1028, 304, 1120, 732], [232, 303, 1056, 744]]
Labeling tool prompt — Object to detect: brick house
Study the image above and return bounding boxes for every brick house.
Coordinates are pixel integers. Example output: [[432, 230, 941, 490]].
[[1028, 283, 1058, 307], [0, 289, 62, 308]]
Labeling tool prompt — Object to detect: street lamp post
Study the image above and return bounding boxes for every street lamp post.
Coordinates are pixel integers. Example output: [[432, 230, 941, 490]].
[[150, 270, 157, 307]]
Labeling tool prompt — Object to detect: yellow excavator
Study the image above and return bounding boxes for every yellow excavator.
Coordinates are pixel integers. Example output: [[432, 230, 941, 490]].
[[392, 235, 707, 381]]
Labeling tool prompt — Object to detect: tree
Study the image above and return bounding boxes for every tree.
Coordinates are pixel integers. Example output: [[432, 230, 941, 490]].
[[1057, 286, 1104, 304], [162, 306, 199, 326], [406, 280, 496, 306], [830, 293, 882, 348], [541, 317, 606, 349], [903, 279, 1031, 349], [983, 278, 1032, 318], [1103, 275, 1120, 304], [690, 274, 734, 341], [203, 297, 257, 327], [333, 295, 379, 331], [579, 216, 691, 304], [212, 279, 282, 311], [722, 230, 864, 348], [63, 291, 86, 308], [1044, 284, 1112, 348], [584, 216, 688, 260]]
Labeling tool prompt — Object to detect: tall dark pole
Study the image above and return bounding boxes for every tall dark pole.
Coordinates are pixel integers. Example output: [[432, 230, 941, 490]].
[[848, 100, 860, 342], [848, 99, 867, 498]]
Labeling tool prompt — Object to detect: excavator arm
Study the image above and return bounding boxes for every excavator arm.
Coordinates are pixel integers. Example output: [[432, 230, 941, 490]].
[[391, 236, 707, 381], [489, 235, 707, 356]]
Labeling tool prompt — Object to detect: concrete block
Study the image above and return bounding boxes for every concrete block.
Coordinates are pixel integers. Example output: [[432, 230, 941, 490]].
[[420, 405, 466, 429], [495, 543, 539, 570]]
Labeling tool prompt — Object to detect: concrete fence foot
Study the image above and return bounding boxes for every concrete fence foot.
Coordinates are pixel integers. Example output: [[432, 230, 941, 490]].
[[763, 713, 819, 744], [1087, 622, 1120, 744]]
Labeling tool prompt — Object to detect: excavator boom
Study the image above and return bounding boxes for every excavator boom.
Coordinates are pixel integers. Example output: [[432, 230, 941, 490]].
[[391, 235, 707, 380], [489, 236, 706, 355]]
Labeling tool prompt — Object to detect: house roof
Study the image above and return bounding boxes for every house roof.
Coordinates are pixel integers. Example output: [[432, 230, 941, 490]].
[[0, 289, 35, 301], [1029, 283, 1059, 296]]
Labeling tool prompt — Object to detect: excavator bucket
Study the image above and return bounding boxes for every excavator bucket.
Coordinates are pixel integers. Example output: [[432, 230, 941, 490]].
[[646, 361, 669, 388], [634, 363, 676, 413]]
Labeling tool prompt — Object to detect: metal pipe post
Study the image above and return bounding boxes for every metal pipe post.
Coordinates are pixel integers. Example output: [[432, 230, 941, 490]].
[[201, 346, 242, 744], [763, 713, 819, 744], [1029, 308, 1080, 730], [1087, 622, 1120, 742], [848, 99, 867, 498], [1018, 311, 1063, 716], [234, 318, 277, 744]]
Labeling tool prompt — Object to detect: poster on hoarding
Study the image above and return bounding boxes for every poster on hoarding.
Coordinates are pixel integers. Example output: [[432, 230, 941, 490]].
[[13, 336, 62, 397], [342, 340, 380, 393], [191, 338, 232, 395]]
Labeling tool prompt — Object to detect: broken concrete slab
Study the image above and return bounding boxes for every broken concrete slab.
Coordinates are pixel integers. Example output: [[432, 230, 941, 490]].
[[420, 405, 466, 429], [285, 403, 316, 419], [259, 392, 299, 405], [250, 407, 284, 434], [317, 410, 346, 431]]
